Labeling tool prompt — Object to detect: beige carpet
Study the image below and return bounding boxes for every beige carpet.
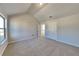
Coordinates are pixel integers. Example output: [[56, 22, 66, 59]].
[[3, 38, 79, 56]]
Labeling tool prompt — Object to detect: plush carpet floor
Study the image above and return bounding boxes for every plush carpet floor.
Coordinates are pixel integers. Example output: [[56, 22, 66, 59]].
[[3, 38, 79, 56]]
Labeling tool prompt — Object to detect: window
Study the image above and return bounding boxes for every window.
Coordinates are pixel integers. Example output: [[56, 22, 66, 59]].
[[0, 15, 5, 43]]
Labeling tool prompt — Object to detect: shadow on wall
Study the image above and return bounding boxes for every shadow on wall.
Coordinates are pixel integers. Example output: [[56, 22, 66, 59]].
[[8, 14, 38, 43], [45, 14, 79, 47]]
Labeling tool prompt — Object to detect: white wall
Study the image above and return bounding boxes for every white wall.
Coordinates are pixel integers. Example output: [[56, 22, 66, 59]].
[[45, 14, 79, 47], [8, 14, 38, 43], [45, 21, 57, 40], [37, 23, 41, 38]]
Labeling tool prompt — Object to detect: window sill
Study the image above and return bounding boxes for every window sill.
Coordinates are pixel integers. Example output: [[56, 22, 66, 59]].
[[0, 39, 7, 46]]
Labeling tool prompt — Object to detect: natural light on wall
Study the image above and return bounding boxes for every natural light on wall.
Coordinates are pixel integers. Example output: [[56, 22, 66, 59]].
[[41, 24, 45, 37]]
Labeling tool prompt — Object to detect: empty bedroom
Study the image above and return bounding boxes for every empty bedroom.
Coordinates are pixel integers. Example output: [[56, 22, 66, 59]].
[[0, 3, 79, 56]]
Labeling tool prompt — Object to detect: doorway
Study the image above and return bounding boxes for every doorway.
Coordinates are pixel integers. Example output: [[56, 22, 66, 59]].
[[41, 24, 45, 37]]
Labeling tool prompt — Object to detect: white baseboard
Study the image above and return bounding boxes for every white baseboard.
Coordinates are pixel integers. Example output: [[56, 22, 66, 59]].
[[46, 36, 79, 48], [8, 37, 37, 44]]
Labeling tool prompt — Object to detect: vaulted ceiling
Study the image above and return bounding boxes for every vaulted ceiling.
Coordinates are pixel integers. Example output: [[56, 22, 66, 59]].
[[0, 3, 79, 22], [34, 3, 79, 22], [0, 3, 31, 15]]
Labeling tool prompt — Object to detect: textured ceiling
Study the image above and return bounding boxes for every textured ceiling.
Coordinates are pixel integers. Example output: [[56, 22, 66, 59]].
[[0, 3, 31, 16], [1, 3, 79, 22], [34, 3, 79, 22]]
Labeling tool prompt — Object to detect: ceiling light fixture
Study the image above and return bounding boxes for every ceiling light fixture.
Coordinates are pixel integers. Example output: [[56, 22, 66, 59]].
[[40, 3, 43, 5]]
